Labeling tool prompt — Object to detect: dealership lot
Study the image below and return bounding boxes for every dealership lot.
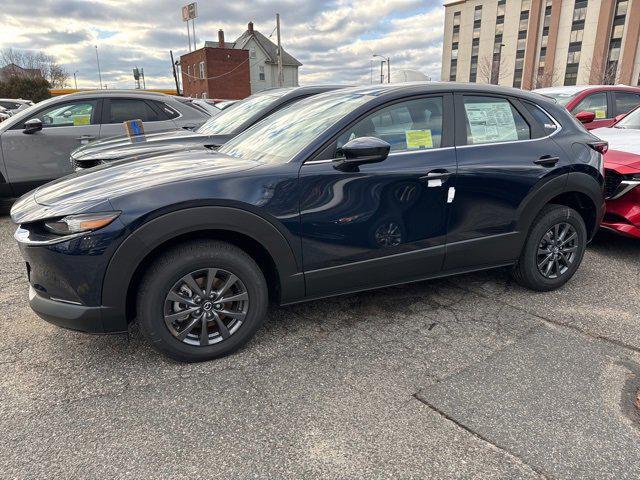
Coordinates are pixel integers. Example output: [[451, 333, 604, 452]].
[[0, 214, 638, 479]]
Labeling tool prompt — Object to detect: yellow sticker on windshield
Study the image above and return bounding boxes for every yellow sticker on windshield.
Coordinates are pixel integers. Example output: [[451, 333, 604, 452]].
[[595, 109, 606, 119], [73, 115, 91, 126], [405, 129, 433, 149]]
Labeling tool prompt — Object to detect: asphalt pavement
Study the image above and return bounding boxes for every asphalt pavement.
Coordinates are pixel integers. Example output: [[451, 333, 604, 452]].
[[0, 215, 638, 479]]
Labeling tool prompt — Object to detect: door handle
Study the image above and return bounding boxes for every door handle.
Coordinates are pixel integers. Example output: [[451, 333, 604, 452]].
[[76, 135, 96, 140], [420, 170, 452, 188], [534, 155, 560, 167]]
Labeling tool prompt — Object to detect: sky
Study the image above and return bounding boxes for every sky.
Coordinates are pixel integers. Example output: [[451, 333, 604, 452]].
[[0, 0, 445, 89]]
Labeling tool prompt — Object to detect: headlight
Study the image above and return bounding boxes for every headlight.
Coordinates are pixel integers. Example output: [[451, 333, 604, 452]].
[[43, 212, 120, 235]]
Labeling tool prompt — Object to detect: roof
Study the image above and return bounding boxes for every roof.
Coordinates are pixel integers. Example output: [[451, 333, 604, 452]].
[[234, 29, 302, 67], [534, 85, 640, 95], [64, 89, 169, 98]]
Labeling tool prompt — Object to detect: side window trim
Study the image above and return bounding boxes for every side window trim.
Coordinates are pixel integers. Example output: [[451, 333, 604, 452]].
[[11, 99, 102, 130], [455, 93, 544, 147], [306, 93, 454, 163]]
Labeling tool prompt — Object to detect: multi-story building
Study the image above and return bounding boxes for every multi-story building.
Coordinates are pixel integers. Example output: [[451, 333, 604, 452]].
[[441, 0, 640, 88]]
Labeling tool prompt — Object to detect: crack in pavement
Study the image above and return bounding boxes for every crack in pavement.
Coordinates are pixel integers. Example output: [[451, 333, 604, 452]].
[[412, 392, 551, 479]]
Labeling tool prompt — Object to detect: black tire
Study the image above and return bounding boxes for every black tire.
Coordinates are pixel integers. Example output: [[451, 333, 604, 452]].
[[136, 240, 268, 362], [512, 204, 587, 291]]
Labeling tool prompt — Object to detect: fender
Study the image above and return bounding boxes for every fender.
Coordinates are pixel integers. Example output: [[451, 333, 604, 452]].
[[100, 206, 305, 330], [517, 171, 604, 238]]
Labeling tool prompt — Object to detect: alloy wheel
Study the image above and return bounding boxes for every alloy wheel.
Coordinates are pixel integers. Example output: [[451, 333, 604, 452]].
[[536, 222, 578, 279], [163, 268, 249, 346]]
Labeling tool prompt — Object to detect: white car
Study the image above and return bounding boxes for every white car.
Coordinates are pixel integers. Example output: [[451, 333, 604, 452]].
[[191, 98, 236, 116], [0, 98, 34, 115]]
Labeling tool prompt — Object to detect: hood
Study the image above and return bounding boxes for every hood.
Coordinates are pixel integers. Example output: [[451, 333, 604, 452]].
[[33, 150, 258, 206], [71, 129, 213, 163], [593, 127, 640, 171]]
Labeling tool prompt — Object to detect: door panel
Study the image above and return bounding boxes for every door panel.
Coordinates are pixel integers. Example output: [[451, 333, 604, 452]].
[[445, 94, 568, 270], [300, 149, 456, 297]]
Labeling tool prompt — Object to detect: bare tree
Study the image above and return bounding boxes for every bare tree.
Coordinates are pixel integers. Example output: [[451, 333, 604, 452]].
[[534, 67, 562, 89], [582, 54, 619, 85], [0, 48, 69, 87], [477, 54, 508, 85]]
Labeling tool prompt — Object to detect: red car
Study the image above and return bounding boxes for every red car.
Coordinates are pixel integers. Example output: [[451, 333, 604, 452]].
[[534, 85, 640, 130], [592, 107, 640, 238]]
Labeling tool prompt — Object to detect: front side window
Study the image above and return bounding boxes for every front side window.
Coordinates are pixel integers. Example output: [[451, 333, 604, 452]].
[[107, 99, 160, 123], [38, 100, 98, 128], [572, 92, 608, 118], [463, 96, 530, 144], [336, 97, 444, 153]]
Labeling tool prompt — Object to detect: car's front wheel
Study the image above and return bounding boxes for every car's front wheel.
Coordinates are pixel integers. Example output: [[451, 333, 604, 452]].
[[137, 240, 268, 362], [512, 204, 587, 291]]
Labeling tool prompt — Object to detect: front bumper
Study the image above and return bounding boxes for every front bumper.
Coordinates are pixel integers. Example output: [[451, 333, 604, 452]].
[[602, 180, 640, 239], [28, 286, 123, 334]]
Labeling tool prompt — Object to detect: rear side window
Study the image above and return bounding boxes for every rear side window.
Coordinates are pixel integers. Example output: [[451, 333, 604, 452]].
[[523, 102, 558, 136], [463, 96, 530, 144], [337, 97, 444, 153], [107, 99, 161, 123], [614, 92, 640, 115], [572, 92, 608, 119], [153, 101, 181, 119]]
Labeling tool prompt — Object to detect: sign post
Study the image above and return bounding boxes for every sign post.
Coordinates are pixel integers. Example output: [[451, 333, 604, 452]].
[[182, 3, 198, 52]]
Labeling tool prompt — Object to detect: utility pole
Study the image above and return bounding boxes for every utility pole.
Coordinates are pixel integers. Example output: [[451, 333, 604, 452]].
[[73, 71, 78, 89], [170, 50, 181, 95], [379, 61, 385, 84], [192, 18, 197, 50], [276, 13, 284, 88], [186, 21, 192, 52], [95, 45, 102, 89], [373, 54, 390, 83]]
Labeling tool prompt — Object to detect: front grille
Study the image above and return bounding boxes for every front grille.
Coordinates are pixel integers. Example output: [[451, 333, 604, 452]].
[[604, 169, 623, 199]]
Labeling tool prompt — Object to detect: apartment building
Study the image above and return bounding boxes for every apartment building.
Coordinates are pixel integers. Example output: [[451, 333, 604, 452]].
[[441, 0, 640, 88]]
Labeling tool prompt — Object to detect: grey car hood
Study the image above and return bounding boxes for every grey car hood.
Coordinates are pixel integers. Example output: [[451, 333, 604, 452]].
[[71, 129, 230, 164], [33, 150, 258, 206]]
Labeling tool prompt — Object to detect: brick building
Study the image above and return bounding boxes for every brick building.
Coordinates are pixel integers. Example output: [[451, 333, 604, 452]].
[[180, 30, 251, 99], [180, 22, 302, 99]]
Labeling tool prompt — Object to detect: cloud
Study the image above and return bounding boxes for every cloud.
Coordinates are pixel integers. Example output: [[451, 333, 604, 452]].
[[0, 0, 444, 89]]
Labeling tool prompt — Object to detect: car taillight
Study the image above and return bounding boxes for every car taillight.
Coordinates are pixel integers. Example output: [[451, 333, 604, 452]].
[[588, 141, 608, 155]]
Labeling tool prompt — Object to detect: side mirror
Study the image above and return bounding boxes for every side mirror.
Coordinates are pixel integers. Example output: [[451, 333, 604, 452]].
[[575, 111, 596, 124], [333, 137, 391, 172], [23, 118, 43, 134]]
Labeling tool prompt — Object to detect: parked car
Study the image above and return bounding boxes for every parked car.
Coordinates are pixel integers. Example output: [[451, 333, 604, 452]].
[[534, 85, 640, 130], [191, 98, 236, 116], [70, 86, 343, 170], [0, 90, 209, 206], [0, 106, 10, 122], [591, 106, 640, 238], [0, 98, 34, 115], [11, 83, 605, 362]]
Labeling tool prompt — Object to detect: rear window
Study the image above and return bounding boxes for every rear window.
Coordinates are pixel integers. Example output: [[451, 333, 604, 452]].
[[538, 91, 576, 107]]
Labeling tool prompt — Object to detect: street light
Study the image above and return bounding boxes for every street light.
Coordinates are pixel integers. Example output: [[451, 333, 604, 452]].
[[73, 71, 79, 89], [95, 45, 103, 89], [372, 54, 390, 83]]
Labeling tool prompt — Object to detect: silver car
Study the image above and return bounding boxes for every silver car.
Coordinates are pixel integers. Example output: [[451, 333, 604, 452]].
[[0, 90, 209, 205], [0, 98, 34, 115]]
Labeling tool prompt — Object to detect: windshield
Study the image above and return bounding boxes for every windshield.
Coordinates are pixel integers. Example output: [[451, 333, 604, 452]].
[[615, 107, 640, 129], [218, 90, 374, 163], [196, 89, 290, 135]]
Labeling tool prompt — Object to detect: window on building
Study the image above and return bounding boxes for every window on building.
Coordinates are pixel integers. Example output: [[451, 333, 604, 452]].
[[450, 59, 457, 81], [202, 92, 207, 99], [497, 0, 506, 16], [259, 65, 265, 81], [199, 61, 205, 79], [463, 96, 530, 144], [249, 48, 256, 58], [187, 65, 191, 83], [616, 0, 628, 16], [453, 11, 461, 26], [573, 0, 588, 21], [474, 5, 482, 20]]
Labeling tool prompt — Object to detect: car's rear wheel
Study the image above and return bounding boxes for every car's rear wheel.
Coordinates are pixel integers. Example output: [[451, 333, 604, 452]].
[[512, 204, 587, 291], [137, 240, 268, 362]]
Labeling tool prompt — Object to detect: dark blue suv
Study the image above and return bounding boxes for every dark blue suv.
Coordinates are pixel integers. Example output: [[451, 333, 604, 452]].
[[11, 84, 606, 362]]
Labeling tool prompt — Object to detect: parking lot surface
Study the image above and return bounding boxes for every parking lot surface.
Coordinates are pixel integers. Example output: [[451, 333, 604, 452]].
[[1, 215, 638, 479]]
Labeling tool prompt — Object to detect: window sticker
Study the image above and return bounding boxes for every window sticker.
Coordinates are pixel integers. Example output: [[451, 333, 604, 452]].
[[73, 115, 91, 126], [464, 101, 518, 143], [595, 109, 606, 119], [405, 129, 433, 149]]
